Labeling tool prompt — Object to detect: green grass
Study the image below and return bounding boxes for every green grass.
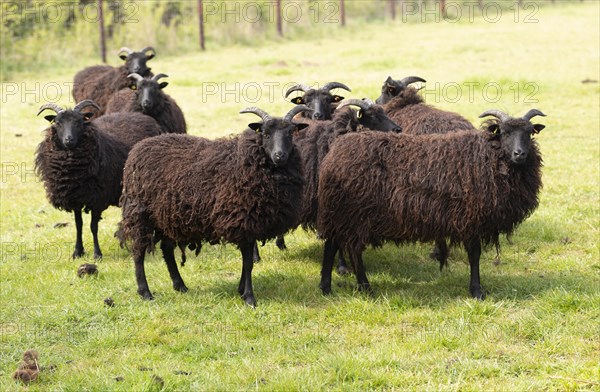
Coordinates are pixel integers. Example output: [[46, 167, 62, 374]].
[[1, 2, 599, 390]]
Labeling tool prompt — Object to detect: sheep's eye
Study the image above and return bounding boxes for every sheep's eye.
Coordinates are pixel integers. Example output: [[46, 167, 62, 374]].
[[130, 85, 137, 90]]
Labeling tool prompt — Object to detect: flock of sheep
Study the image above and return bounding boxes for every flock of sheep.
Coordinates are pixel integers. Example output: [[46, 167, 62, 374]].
[[34, 47, 547, 307]]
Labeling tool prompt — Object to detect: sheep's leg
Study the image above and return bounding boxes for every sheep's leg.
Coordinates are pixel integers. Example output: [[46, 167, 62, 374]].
[[134, 249, 153, 300], [336, 249, 353, 276], [349, 250, 370, 292], [160, 239, 188, 293], [430, 239, 449, 271], [275, 235, 287, 250], [252, 241, 261, 262], [464, 238, 485, 300], [239, 241, 256, 307], [72, 209, 84, 258], [237, 264, 246, 296], [319, 239, 338, 295], [90, 210, 103, 259]]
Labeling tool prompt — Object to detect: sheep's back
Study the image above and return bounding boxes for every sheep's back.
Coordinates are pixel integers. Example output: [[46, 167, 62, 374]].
[[318, 131, 540, 248], [389, 104, 475, 135], [105, 89, 136, 114], [122, 131, 304, 245], [94, 112, 161, 148]]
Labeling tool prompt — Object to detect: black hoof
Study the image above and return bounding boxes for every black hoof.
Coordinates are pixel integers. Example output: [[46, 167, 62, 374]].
[[72, 248, 84, 259], [243, 295, 256, 307], [319, 283, 332, 295], [275, 238, 287, 250], [93, 252, 103, 260], [357, 283, 371, 292], [138, 289, 154, 300], [253, 255, 261, 263], [470, 286, 486, 300], [174, 283, 188, 293]]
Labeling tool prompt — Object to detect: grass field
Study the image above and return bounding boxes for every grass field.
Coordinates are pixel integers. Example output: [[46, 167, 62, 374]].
[[1, 2, 599, 390]]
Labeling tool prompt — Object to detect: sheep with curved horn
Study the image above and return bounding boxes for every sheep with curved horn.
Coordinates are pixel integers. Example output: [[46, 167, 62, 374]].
[[117, 106, 311, 306], [34, 100, 161, 259]]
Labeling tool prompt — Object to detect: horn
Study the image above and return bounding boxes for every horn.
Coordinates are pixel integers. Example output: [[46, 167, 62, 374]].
[[522, 109, 546, 122], [73, 100, 100, 113], [285, 84, 311, 98], [479, 109, 511, 123], [151, 73, 169, 82], [322, 82, 352, 93], [362, 98, 376, 106], [240, 107, 273, 123], [127, 73, 144, 82], [399, 76, 426, 87], [118, 47, 133, 56], [284, 105, 312, 122], [37, 103, 64, 116], [336, 98, 371, 111], [140, 46, 155, 54]]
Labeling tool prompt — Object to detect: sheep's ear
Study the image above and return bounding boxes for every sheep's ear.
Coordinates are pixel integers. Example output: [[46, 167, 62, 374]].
[[158, 82, 168, 89], [119, 54, 128, 61], [295, 123, 309, 131], [44, 115, 56, 123], [291, 97, 305, 105], [248, 123, 262, 132], [532, 124, 545, 134], [385, 76, 394, 83], [332, 95, 344, 102], [82, 112, 94, 122], [145, 52, 155, 60], [486, 124, 500, 134]]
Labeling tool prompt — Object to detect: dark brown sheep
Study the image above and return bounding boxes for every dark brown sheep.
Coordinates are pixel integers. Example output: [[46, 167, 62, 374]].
[[34, 101, 162, 259], [377, 75, 478, 268], [73, 47, 156, 115], [105, 73, 186, 134], [317, 109, 546, 300], [118, 106, 311, 306]]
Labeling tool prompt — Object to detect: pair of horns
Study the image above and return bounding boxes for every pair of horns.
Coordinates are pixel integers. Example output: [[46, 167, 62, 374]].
[[336, 98, 376, 111], [118, 46, 155, 56], [386, 76, 427, 89], [240, 105, 312, 123], [128, 73, 169, 83], [285, 82, 352, 97], [37, 100, 100, 116], [479, 109, 546, 122]]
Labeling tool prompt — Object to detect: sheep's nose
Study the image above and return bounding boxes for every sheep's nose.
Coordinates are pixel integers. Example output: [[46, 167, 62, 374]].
[[512, 149, 527, 163], [272, 151, 288, 164], [64, 137, 75, 148], [393, 126, 402, 133], [313, 112, 323, 120], [142, 99, 151, 108]]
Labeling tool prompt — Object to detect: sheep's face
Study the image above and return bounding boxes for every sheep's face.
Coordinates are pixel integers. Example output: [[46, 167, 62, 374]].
[[248, 119, 309, 166], [45, 111, 93, 149], [487, 119, 545, 165], [131, 79, 167, 113], [357, 105, 402, 133], [291, 89, 343, 121], [121, 50, 154, 77], [375, 77, 403, 105]]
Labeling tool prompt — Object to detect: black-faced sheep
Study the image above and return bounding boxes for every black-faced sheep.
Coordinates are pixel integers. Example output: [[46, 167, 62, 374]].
[[34, 100, 162, 259], [285, 82, 351, 120], [105, 73, 186, 134], [73, 47, 156, 115], [317, 109, 546, 300], [376, 75, 479, 269], [260, 99, 401, 267], [118, 105, 312, 306]]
